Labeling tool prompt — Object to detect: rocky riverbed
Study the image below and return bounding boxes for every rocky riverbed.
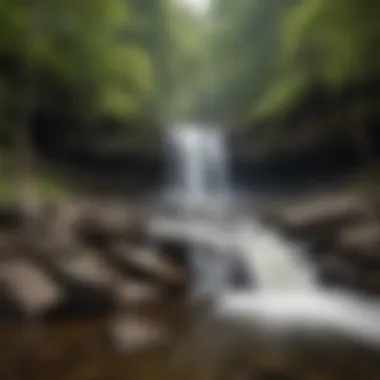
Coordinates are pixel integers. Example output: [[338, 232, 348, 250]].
[[2, 179, 380, 379]]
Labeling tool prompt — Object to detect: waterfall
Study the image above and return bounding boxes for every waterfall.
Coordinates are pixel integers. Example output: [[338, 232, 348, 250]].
[[164, 124, 230, 212], [153, 123, 380, 354], [160, 124, 234, 299], [230, 220, 316, 290], [214, 289, 380, 349], [160, 123, 317, 292]]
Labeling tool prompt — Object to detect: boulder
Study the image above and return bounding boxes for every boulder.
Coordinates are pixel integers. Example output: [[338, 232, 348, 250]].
[[109, 315, 169, 353], [0, 283, 21, 318], [60, 250, 117, 289], [114, 278, 163, 307], [269, 192, 366, 239], [362, 272, 380, 295], [39, 201, 83, 249], [80, 201, 136, 235], [0, 203, 23, 231], [338, 223, 380, 256], [10, 239, 117, 317], [111, 244, 185, 286], [318, 255, 360, 289], [1, 259, 65, 317], [156, 240, 190, 267], [76, 206, 146, 249]]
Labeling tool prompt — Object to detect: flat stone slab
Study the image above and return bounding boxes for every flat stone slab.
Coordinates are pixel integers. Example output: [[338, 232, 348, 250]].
[[110, 316, 169, 353], [319, 255, 360, 287], [60, 251, 117, 288], [1, 259, 65, 316], [338, 224, 380, 254], [80, 201, 136, 235], [115, 245, 185, 285], [115, 278, 163, 307], [269, 192, 366, 227]]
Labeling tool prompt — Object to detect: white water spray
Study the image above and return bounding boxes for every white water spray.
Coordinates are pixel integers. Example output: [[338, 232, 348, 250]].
[[165, 124, 230, 212], [156, 123, 380, 351], [231, 220, 317, 290]]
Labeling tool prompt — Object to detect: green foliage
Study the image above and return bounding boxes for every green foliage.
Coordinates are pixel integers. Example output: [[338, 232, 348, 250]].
[[192, 0, 380, 127], [0, 0, 203, 138], [188, 0, 295, 124], [260, 0, 380, 118], [254, 73, 307, 119], [3, 0, 377, 140], [283, 0, 380, 84]]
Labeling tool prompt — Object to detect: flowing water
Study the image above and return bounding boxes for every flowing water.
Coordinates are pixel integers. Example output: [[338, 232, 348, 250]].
[[158, 123, 318, 294], [156, 123, 380, 378], [161, 124, 234, 299], [164, 123, 230, 211]]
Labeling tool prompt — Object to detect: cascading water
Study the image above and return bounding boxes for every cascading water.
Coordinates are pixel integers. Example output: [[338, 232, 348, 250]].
[[158, 123, 234, 299], [159, 123, 317, 293], [231, 220, 317, 290], [164, 123, 230, 212], [152, 123, 380, 351]]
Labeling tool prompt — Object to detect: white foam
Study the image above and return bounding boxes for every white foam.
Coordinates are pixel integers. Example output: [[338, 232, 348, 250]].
[[231, 220, 316, 289], [215, 290, 380, 347]]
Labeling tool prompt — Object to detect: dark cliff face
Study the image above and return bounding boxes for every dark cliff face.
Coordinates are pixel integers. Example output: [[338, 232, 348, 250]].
[[33, 130, 365, 196], [28, 76, 380, 195], [31, 110, 378, 197], [230, 141, 364, 195]]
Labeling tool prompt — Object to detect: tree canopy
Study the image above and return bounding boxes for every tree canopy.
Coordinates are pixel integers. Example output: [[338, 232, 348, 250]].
[[0, 0, 379, 139], [185, 0, 380, 128], [0, 0, 205, 144]]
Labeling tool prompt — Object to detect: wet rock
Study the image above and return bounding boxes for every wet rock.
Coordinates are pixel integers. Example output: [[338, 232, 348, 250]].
[[156, 240, 190, 267], [123, 217, 147, 244], [48, 282, 113, 318], [229, 255, 255, 290], [308, 233, 338, 256], [77, 210, 146, 250], [60, 251, 117, 289], [338, 223, 380, 256], [147, 216, 218, 246], [110, 316, 169, 353], [8, 240, 117, 317], [114, 278, 163, 307], [0, 203, 23, 231], [76, 222, 109, 250], [318, 255, 360, 289], [0, 283, 21, 318], [1, 259, 65, 317], [39, 201, 83, 249], [280, 214, 362, 242], [81, 201, 135, 235], [0, 235, 18, 261], [113, 244, 185, 286], [362, 272, 380, 294], [277, 192, 364, 222], [271, 192, 366, 239]]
